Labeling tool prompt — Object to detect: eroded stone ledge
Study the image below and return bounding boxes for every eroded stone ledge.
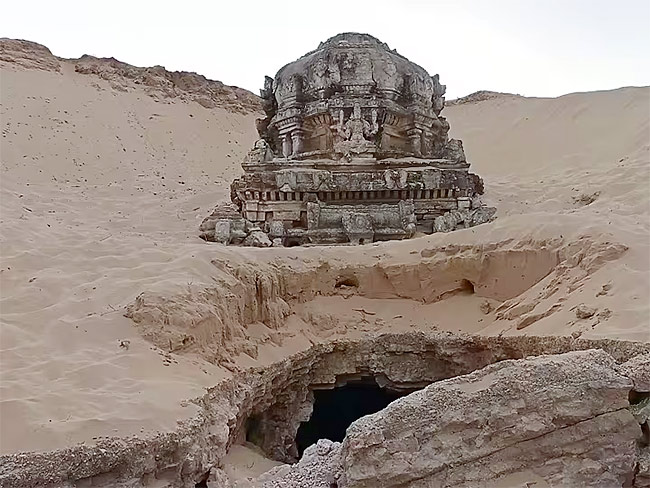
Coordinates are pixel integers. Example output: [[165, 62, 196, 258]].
[[260, 349, 646, 488], [125, 235, 628, 366], [2, 332, 649, 488]]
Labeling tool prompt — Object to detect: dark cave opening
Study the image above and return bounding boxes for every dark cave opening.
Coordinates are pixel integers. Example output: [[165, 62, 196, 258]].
[[629, 390, 650, 446], [194, 469, 210, 488], [460, 279, 475, 294], [295, 378, 409, 456], [335, 275, 360, 288]]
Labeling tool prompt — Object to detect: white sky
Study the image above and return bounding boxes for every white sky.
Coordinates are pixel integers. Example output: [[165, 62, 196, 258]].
[[2, 0, 649, 99]]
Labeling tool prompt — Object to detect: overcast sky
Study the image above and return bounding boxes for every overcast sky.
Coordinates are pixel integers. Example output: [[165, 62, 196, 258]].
[[2, 0, 649, 99]]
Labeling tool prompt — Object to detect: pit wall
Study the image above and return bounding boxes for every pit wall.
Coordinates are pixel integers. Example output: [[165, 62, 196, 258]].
[[125, 235, 625, 364], [2, 332, 648, 488]]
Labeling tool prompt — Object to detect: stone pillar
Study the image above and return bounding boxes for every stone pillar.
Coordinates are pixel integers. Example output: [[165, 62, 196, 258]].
[[291, 130, 303, 156], [306, 202, 320, 230], [408, 128, 423, 157], [282, 135, 293, 158], [421, 130, 433, 157]]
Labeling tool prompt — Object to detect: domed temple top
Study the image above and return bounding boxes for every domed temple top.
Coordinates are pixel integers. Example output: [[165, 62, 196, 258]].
[[257, 32, 457, 162], [200, 33, 495, 246]]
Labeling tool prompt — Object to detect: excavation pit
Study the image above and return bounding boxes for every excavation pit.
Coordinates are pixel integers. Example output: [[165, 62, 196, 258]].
[[3, 332, 648, 487], [232, 332, 649, 467]]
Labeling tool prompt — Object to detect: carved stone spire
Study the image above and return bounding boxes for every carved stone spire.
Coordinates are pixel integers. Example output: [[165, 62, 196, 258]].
[[200, 33, 495, 246]]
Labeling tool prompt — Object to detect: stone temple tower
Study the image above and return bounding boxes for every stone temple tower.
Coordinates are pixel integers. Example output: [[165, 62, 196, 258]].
[[201, 33, 495, 246]]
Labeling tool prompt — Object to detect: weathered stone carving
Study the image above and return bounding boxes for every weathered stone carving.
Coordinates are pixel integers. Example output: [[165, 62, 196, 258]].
[[201, 33, 496, 245], [332, 102, 379, 159]]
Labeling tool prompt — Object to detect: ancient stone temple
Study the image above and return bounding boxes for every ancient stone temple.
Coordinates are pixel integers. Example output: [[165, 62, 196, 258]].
[[200, 33, 495, 246]]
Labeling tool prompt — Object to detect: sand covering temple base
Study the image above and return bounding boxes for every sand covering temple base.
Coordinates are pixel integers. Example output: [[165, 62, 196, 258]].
[[200, 33, 495, 246]]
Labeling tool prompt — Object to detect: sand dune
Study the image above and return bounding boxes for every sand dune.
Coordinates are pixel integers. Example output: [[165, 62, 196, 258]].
[[0, 38, 648, 470]]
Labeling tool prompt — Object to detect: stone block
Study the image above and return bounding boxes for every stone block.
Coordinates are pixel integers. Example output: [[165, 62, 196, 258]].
[[213, 219, 231, 244]]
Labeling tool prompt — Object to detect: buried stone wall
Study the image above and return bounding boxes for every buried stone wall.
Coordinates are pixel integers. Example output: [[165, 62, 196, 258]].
[[2, 332, 649, 488]]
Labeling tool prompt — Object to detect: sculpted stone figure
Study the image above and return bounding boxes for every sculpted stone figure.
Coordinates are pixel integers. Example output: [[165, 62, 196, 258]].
[[309, 57, 329, 93], [337, 103, 377, 142], [245, 139, 273, 164], [331, 103, 379, 158], [431, 73, 446, 115], [343, 104, 369, 142], [201, 33, 495, 246], [384, 169, 408, 189], [260, 76, 274, 106]]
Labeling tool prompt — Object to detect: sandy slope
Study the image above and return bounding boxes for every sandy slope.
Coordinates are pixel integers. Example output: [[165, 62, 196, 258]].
[[0, 39, 648, 458], [0, 40, 260, 454]]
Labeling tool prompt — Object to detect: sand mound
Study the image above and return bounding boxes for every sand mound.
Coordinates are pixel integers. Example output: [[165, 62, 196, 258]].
[[0, 38, 648, 485]]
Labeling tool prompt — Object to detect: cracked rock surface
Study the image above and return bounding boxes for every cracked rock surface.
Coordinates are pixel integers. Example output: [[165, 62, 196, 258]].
[[259, 349, 645, 488]]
